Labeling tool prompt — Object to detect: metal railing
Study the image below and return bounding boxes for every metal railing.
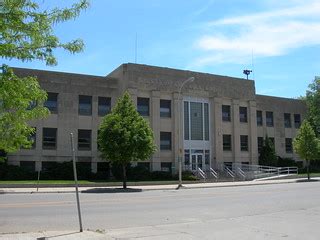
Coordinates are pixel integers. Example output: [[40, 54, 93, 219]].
[[225, 167, 235, 181], [236, 167, 246, 181], [209, 167, 218, 181], [197, 168, 206, 181]]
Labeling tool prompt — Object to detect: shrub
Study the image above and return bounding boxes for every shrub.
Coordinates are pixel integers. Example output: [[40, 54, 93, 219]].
[[0, 163, 36, 180], [150, 171, 173, 181]]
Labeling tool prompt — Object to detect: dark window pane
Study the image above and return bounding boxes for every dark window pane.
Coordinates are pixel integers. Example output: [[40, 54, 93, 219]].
[[137, 162, 150, 171], [240, 135, 248, 151], [97, 162, 110, 173], [160, 132, 172, 150], [222, 105, 231, 122], [190, 102, 203, 140], [184, 101, 189, 140], [294, 114, 301, 128], [239, 107, 248, 123], [98, 97, 111, 116], [161, 162, 172, 172], [20, 161, 35, 172], [79, 95, 92, 116], [266, 111, 274, 127], [44, 92, 58, 113], [223, 135, 232, 151], [285, 138, 293, 153], [257, 137, 263, 153], [284, 113, 291, 128], [160, 99, 171, 118], [137, 97, 149, 116], [78, 129, 91, 150], [257, 110, 263, 126], [42, 128, 57, 149]]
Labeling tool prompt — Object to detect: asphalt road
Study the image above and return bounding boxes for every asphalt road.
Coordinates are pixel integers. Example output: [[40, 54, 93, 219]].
[[1, 182, 320, 239]]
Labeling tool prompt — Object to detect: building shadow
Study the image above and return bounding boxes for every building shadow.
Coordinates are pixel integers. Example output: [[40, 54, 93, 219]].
[[37, 231, 79, 240], [296, 179, 319, 183], [81, 187, 142, 193]]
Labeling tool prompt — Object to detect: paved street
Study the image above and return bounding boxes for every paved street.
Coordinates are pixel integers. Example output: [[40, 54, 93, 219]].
[[1, 181, 320, 239]]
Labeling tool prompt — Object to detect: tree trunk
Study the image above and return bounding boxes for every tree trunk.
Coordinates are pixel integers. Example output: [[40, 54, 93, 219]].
[[307, 159, 310, 181], [122, 164, 127, 189]]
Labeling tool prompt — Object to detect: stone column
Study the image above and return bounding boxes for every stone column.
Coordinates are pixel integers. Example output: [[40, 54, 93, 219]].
[[212, 97, 223, 169], [173, 92, 181, 174], [249, 100, 258, 164], [232, 99, 240, 163], [151, 91, 161, 171]]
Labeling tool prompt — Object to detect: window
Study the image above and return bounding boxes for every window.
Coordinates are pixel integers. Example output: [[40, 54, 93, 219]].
[[98, 97, 111, 116], [20, 161, 35, 172], [190, 102, 203, 140], [42, 161, 57, 171], [294, 114, 301, 128], [160, 99, 171, 118], [160, 132, 172, 150], [224, 162, 233, 169], [42, 128, 57, 149], [284, 113, 291, 128], [137, 97, 149, 116], [137, 162, 150, 171], [285, 138, 293, 153], [161, 162, 172, 172], [78, 129, 91, 150], [78, 95, 92, 116], [240, 135, 249, 151], [23, 128, 36, 149], [205, 150, 210, 164], [257, 137, 263, 153], [223, 135, 232, 151], [97, 162, 110, 174], [44, 92, 58, 113], [222, 105, 231, 122], [239, 107, 248, 123], [266, 111, 274, 127], [184, 149, 190, 165], [257, 110, 263, 126]]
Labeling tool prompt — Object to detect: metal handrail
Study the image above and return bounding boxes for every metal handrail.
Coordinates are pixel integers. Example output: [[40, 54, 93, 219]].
[[197, 168, 206, 181], [237, 167, 246, 181], [210, 167, 218, 181], [225, 167, 235, 181]]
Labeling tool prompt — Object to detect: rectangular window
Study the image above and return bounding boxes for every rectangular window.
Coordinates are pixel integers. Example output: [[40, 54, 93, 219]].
[[266, 111, 274, 127], [257, 110, 263, 126], [285, 138, 293, 153], [239, 107, 248, 123], [222, 105, 231, 122], [78, 129, 91, 150], [294, 114, 301, 128], [184, 101, 189, 140], [160, 99, 171, 118], [137, 97, 149, 116], [44, 92, 58, 114], [190, 102, 203, 140], [204, 103, 209, 141], [42, 128, 57, 149], [257, 137, 263, 153], [284, 113, 291, 128], [20, 161, 35, 172], [160, 132, 172, 150], [223, 135, 232, 151], [205, 150, 210, 164], [184, 149, 190, 165], [78, 95, 92, 116], [97, 162, 110, 173], [240, 135, 249, 151], [98, 97, 111, 116], [161, 162, 172, 172]]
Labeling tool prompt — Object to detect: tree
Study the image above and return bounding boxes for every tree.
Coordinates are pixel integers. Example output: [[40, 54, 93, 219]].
[[0, 0, 89, 154], [293, 120, 320, 180], [98, 92, 156, 189], [259, 136, 278, 166], [306, 77, 320, 137]]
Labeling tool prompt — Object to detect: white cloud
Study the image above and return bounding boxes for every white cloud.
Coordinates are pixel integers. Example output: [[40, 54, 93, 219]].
[[192, 0, 320, 66]]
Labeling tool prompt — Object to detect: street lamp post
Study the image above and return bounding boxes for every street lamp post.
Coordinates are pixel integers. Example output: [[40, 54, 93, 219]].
[[177, 77, 195, 189]]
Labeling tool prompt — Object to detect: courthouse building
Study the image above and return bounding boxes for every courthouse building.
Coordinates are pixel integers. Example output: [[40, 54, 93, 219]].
[[8, 63, 306, 173]]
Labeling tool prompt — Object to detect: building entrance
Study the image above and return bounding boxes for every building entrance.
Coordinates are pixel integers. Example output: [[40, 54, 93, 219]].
[[191, 154, 204, 171]]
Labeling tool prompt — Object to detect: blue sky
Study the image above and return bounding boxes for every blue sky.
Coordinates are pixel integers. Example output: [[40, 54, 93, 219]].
[[3, 0, 320, 98]]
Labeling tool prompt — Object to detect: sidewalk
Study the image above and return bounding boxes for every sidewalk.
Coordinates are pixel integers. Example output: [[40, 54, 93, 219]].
[[1, 177, 319, 194]]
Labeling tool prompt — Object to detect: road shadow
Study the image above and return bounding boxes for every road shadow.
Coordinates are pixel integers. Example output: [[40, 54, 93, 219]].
[[37, 231, 79, 239], [296, 179, 319, 183], [81, 187, 142, 193]]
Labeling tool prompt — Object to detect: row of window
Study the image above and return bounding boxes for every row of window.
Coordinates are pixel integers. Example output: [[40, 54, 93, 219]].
[[222, 105, 301, 128], [25, 128, 173, 151], [222, 135, 293, 153]]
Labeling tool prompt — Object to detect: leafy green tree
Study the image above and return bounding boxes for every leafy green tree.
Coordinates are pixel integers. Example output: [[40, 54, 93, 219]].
[[98, 92, 156, 189], [259, 136, 278, 166], [293, 120, 320, 180], [306, 77, 320, 137], [0, 0, 89, 155]]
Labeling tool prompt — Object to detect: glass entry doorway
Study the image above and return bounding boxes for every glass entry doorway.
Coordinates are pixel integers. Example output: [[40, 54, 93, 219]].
[[191, 154, 204, 171]]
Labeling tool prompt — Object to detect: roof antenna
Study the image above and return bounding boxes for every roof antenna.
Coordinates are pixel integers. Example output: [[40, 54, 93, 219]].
[[243, 69, 252, 80]]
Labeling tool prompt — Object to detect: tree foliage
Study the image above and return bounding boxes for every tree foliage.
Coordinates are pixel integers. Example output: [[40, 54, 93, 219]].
[[306, 77, 320, 137], [98, 92, 156, 188], [293, 120, 320, 180], [0, 66, 49, 152], [0, 0, 89, 154], [259, 136, 278, 166]]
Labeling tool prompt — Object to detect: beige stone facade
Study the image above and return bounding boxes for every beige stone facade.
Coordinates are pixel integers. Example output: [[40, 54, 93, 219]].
[[8, 63, 307, 173]]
